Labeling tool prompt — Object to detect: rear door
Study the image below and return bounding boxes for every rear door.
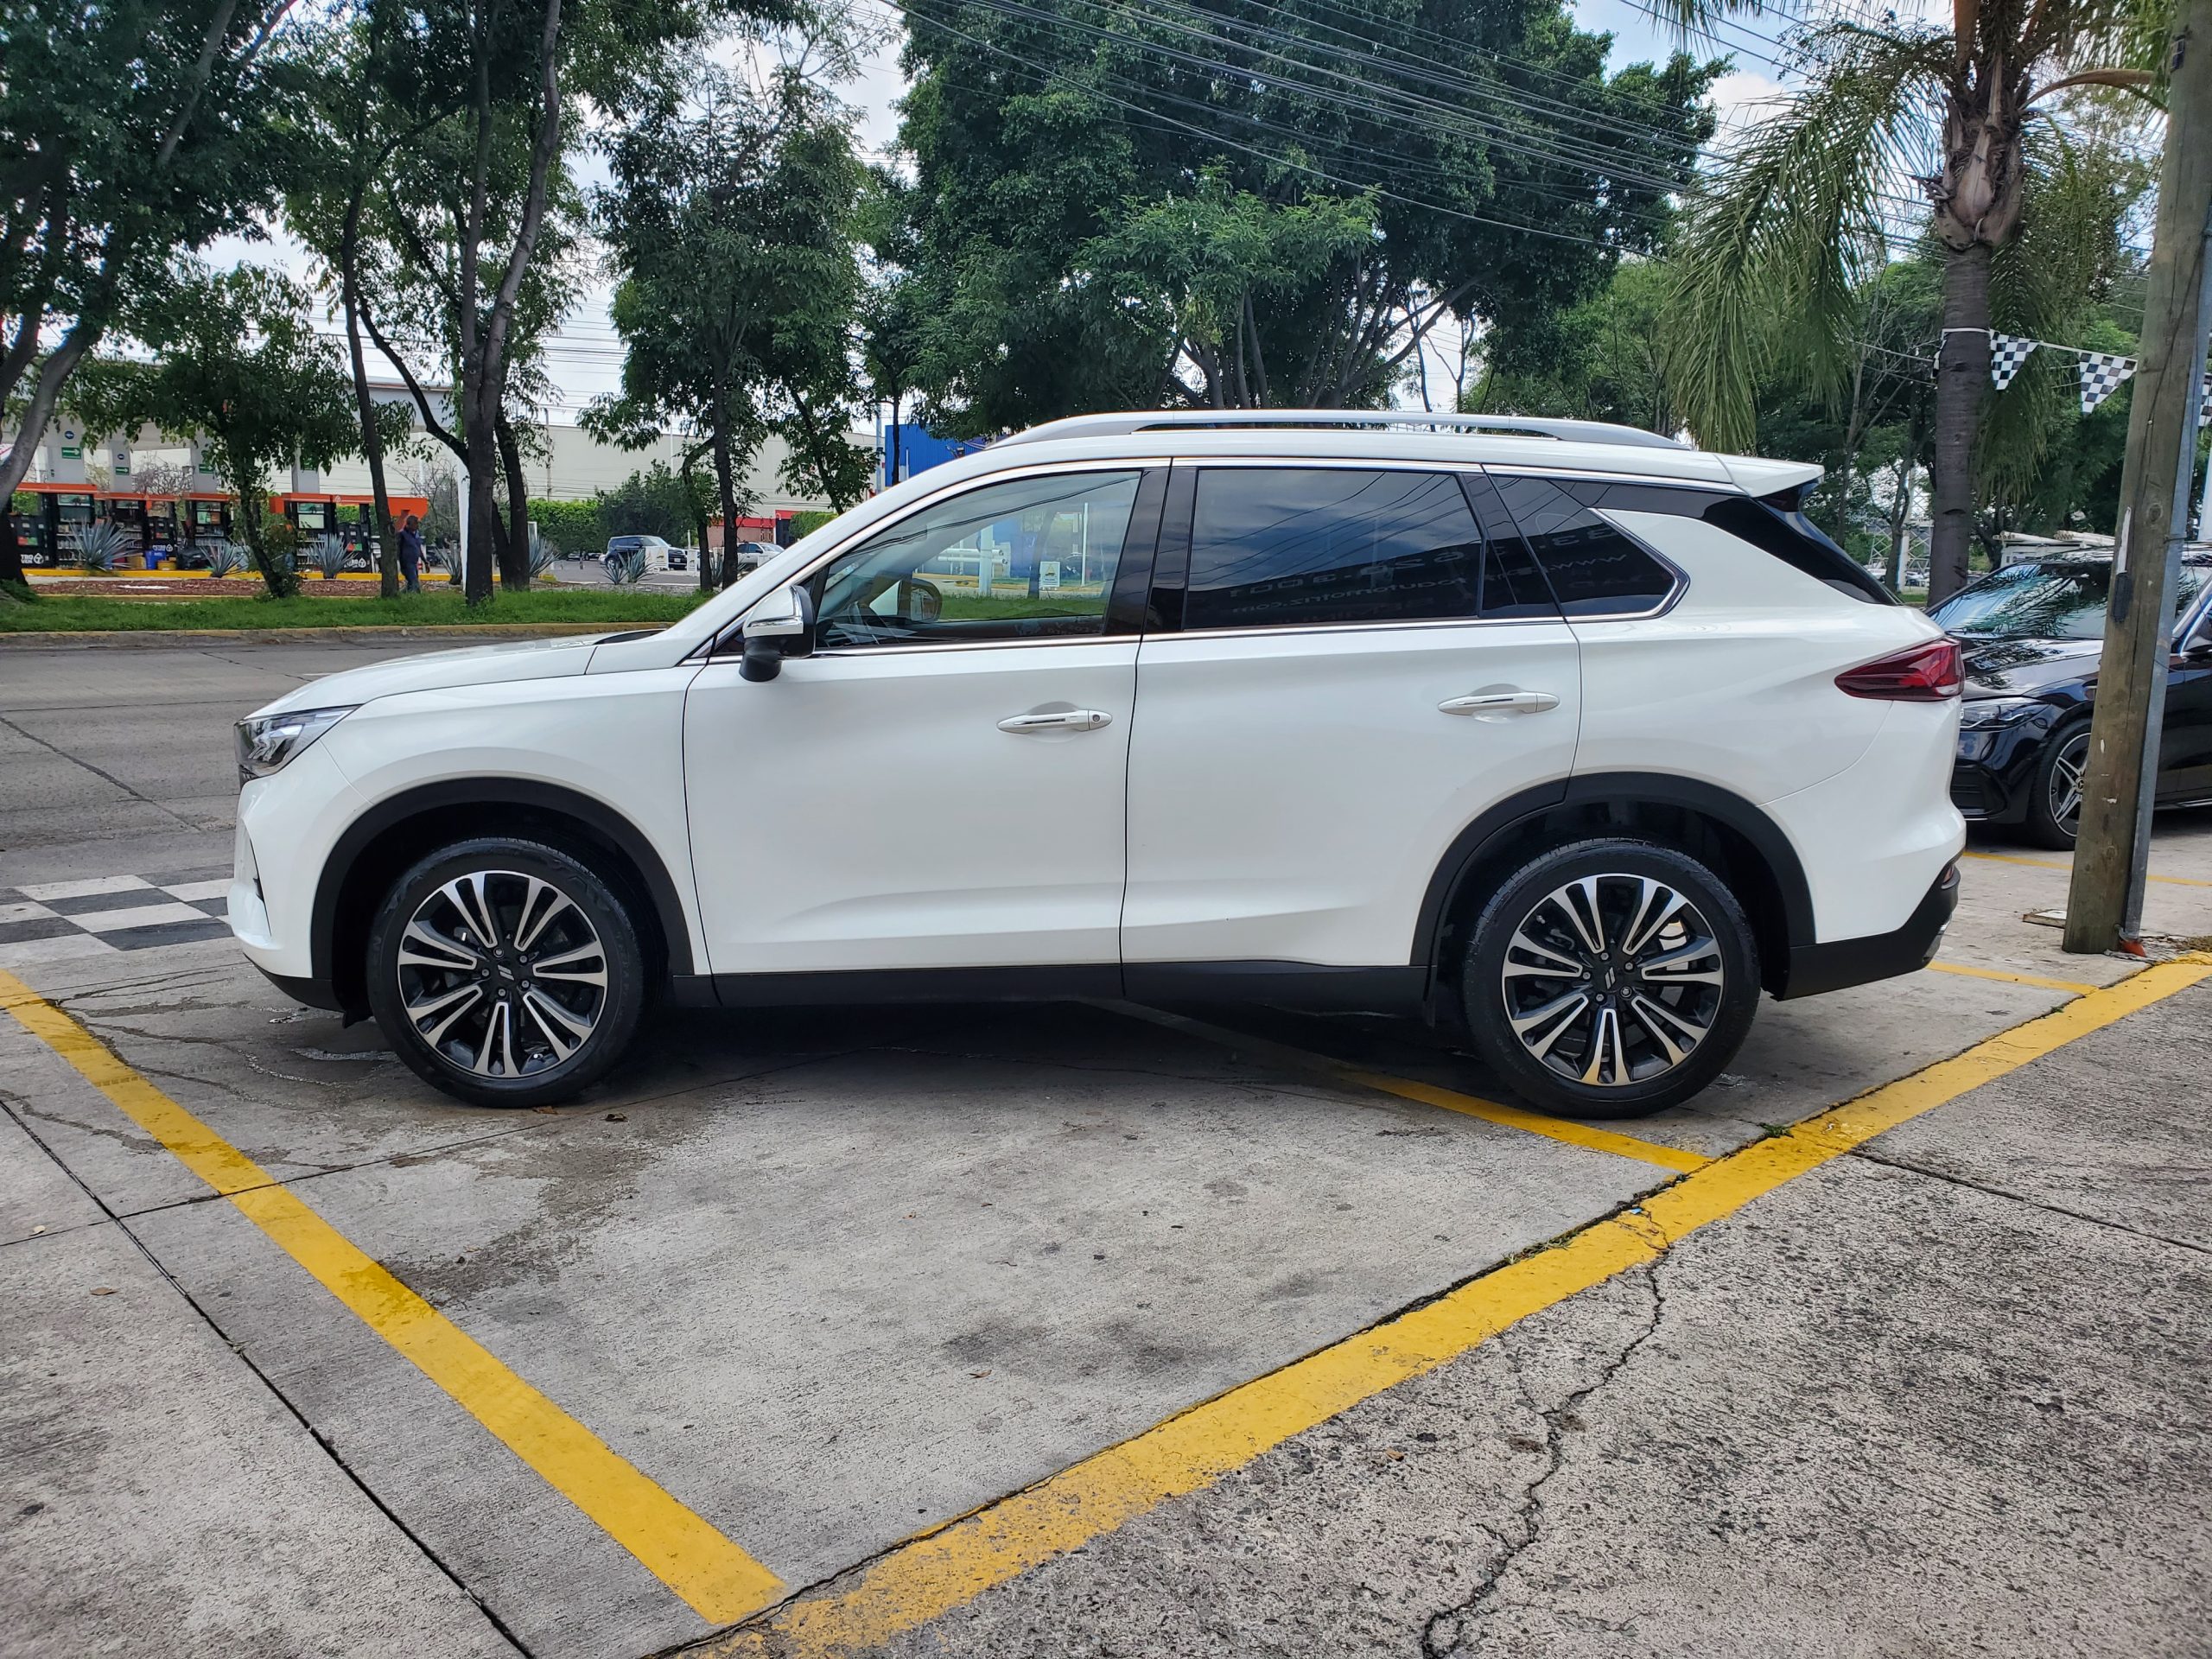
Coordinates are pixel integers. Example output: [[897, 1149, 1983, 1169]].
[[1121, 461, 1581, 970]]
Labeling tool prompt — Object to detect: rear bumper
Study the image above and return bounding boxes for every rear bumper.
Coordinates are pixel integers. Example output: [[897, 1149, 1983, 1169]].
[[1777, 862, 1960, 1001]]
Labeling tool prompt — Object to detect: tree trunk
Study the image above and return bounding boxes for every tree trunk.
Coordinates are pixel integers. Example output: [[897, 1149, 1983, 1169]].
[[0, 499, 23, 589], [1886, 453, 1914, 592], [496, 415, 531, 591], [711, 385, 743, 591], [1928, 242, 1991, 605], [0, 330, 96, 503], [342, 275, 399, 599]]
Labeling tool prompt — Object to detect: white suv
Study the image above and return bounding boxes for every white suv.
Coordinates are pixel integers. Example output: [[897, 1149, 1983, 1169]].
[[230, 411, 1965, 1117]]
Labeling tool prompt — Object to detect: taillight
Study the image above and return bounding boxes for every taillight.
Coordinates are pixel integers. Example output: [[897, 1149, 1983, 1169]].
[[1835, 639, 1962, 702]]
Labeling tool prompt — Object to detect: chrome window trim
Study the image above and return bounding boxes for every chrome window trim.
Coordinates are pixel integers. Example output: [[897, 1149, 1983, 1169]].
[[698, 456, 1169, 660], [1136, 613, 1577, 645]]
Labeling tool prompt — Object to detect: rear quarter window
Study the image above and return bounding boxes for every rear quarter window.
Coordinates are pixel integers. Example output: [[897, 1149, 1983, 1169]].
[[1489, 474, 1677, 616]]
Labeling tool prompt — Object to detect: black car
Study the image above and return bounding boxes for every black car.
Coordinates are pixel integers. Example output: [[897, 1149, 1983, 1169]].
[[1936, 555, 2212, 847]]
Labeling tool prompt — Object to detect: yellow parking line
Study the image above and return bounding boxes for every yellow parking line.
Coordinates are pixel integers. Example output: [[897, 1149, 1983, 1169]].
[[702, 954, 2210, 1659], [0, 969, 783, 1624], [1109, 1001, 1707, 1173], [1961, 849, 2212, 887], [1928, 960, 2102, 995]]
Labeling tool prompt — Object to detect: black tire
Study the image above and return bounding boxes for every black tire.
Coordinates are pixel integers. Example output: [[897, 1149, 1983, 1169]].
[[365, 836, 646, 1109], [2024, 722, 2090, 850], [1459, 837, 1760, 1120]]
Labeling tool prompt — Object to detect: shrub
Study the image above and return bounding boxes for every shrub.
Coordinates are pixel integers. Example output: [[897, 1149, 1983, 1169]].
[[313, 535, 347, 579], [528, 541, 557, 579], [604, 546, 649, 586], [71, 521, 133, 572], [203, 541, 247, 578]]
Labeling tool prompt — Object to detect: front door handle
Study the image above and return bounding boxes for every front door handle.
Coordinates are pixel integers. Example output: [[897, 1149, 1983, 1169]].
[[1440, 690, 1560, 716], [998, 709, 1113, 734]]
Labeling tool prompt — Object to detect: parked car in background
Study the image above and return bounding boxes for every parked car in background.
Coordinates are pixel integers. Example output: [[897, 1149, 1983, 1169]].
[[1936, 552, 2212, 847], [231, 410, 1964, 1119], [604, 533, 675, 572]]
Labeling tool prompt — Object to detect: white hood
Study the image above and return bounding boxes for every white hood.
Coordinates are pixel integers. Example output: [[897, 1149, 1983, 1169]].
[[251, 632, 625, 718]]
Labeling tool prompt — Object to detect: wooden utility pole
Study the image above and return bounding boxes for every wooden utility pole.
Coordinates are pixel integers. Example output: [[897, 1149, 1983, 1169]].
[[2064, 0, 2212, 954]]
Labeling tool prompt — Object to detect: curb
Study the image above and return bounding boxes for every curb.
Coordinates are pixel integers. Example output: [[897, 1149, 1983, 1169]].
[[0, 623, 658, 649]]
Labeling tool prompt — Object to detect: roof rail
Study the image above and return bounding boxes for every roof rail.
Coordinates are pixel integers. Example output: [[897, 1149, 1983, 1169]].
[[995, 409, 1688, 452]]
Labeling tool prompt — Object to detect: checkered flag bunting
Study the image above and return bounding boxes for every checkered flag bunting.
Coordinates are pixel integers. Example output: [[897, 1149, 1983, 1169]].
[[2200, 372, 2212, 429], [2078, 351, 2136, 415], [1988, 334, 2037, 391]]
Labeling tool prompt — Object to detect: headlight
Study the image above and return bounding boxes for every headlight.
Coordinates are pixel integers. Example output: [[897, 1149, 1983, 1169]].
[[1957, 696, 2044, 729], [235, 706, 354, 782]]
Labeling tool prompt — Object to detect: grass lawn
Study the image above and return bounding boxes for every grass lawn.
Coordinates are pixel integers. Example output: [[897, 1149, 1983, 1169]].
[[0, 587, 713, 633]]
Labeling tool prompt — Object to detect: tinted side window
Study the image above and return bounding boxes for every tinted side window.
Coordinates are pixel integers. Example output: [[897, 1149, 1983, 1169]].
[[810, 470, 1144, 649], [1459, 473, 1562, 620], [1491, 474, 1677, 616], [1185, 468, 1480, 630]]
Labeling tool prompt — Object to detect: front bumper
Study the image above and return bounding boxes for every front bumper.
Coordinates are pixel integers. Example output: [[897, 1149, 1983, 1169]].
[[1950, 713, 2062, 824], [1777, 862, 1961, 1001]]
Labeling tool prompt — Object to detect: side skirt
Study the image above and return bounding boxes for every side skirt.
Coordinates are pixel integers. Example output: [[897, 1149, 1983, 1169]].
[[673, 962, 1427, 1014]]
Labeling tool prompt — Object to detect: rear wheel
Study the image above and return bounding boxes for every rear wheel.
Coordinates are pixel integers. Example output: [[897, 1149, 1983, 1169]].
[[2024, 723, 2090, 849], [1460, 838, 1759, 1120], [366, 837, 645, 1108]]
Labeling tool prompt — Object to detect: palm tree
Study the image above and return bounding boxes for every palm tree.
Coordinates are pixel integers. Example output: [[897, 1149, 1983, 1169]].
[[1664, 0, 2169, 601]]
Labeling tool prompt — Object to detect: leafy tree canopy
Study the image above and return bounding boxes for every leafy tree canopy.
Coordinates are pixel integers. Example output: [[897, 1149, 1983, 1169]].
[[891, 0, 1717, 430], [74, 266, 367, 599]]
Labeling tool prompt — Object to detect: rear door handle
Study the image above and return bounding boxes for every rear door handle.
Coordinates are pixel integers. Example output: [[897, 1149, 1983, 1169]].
[[998, 709, 1113, 733], [1440, 690, 1560, 716]]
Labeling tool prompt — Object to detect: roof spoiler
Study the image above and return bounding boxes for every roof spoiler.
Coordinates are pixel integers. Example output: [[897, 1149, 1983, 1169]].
[[995, 409, 1690, 452]]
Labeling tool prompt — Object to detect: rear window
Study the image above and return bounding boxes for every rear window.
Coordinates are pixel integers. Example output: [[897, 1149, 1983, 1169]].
[[1183, 467, 1482, 629], [1489, 474, 1676, 615]]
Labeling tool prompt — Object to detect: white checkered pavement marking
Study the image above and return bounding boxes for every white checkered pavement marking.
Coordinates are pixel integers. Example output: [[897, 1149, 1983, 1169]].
[[0, 871, 234, 968]]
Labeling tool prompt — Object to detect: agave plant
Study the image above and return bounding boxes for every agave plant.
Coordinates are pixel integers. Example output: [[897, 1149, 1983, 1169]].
[[71, 520, 133, 573], [604, 546, 650, 586], [312, 535, 348, 580], [528, 541, 557, 580], [1664, 0, 2174, 603], [202, 540, 246, 578]]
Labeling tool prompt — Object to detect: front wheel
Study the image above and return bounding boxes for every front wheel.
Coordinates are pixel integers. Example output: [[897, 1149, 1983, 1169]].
[[2024, 723, 2089, 849], [366, 837, 646, 1108], [1460, 838, 1760, 1120]]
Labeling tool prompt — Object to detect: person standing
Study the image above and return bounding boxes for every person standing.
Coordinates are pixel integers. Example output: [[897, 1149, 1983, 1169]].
[[396, 513, 424, 594]]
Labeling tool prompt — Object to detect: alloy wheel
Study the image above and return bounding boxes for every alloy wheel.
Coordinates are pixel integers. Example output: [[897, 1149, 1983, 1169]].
[[394, 870, 608, 1080], [1497, 873, 1726, 1088], [2049, 730, 2089, 835]]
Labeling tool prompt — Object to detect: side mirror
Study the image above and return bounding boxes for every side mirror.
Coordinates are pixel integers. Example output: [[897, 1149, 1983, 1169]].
[[737, 584, 816, 683]]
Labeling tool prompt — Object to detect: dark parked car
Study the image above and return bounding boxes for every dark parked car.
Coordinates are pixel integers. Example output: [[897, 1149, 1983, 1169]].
[[1936, 554, 2212, 847]]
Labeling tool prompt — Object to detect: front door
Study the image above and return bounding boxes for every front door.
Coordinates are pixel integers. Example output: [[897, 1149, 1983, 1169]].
[[683, 465, 1159, 978], [1122, 462, 1582, 969]]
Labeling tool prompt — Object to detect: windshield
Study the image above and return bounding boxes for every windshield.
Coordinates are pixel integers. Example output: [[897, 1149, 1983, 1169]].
[[1931, 561, 2206, 640]]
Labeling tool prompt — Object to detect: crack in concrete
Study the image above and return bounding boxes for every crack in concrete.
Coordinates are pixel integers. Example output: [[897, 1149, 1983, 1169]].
[[1847, 1146, 2212, 1259], [0, 711, 202, 830], [1418, 1262, 1668, 1659]]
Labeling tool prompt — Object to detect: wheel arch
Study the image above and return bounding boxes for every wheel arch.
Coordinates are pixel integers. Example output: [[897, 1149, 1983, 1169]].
[[312, 779, 692, 1014], [1414, 773, 1815, 1000]]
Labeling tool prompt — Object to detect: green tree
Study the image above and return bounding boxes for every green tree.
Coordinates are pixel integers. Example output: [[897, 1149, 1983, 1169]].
[[1471, 257, 1683, 434], [286, 0, 442, 598], [0, 0, 306, 582], [1662, 0, 2171, 602], [85, 267, 367, 599], [893, 0, 1715, 430], [594, 58, 867, 586]]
